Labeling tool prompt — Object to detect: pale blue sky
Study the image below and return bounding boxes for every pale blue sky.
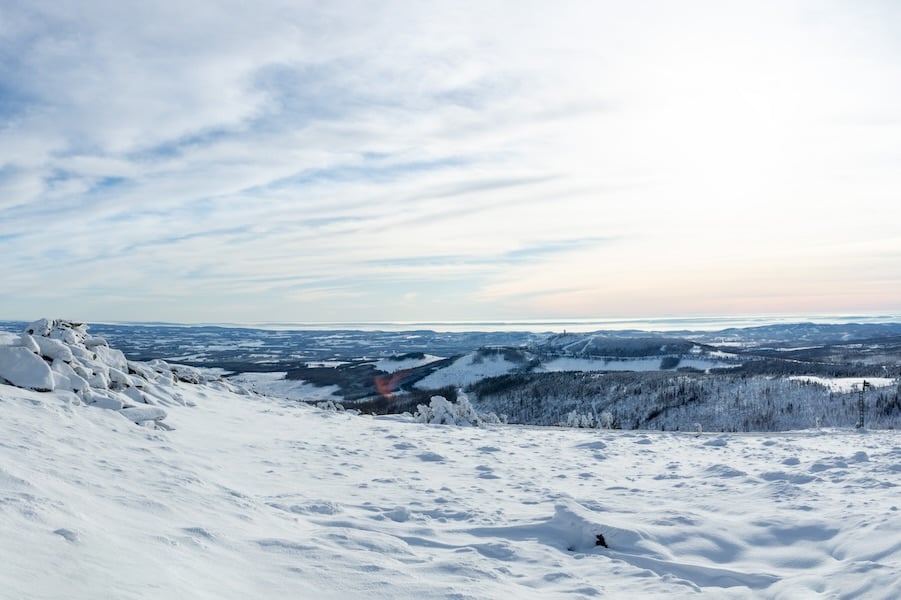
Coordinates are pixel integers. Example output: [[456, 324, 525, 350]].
[[2, 1, 900, 323]]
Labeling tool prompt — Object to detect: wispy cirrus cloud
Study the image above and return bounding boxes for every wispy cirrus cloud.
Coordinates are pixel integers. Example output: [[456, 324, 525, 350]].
[[2, 1, 901, 323]]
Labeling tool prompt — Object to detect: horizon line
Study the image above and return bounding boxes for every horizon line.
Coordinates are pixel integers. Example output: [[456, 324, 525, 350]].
[[4, 313, 901, 333]]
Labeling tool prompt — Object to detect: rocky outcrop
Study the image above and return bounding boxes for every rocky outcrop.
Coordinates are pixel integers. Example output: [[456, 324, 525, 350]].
[[0, 319, 245, 428]]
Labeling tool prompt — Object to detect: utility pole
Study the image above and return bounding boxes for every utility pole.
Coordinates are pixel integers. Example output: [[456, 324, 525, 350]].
[[856, 380, 871, 429]]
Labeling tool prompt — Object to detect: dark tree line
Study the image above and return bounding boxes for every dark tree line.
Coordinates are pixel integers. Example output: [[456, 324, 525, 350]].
[[467, 372, 901, 431]]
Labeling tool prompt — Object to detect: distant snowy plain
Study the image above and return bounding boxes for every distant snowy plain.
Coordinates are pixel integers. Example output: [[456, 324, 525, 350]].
[[3, 381, 900, 598]]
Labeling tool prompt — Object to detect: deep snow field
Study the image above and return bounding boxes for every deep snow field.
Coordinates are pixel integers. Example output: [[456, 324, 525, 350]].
[[2, 382, 900, 599], [1, 320, 900, 598]]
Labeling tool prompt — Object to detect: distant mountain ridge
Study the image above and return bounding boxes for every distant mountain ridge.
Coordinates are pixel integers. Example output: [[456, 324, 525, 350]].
[[3, 319, 901, 366]]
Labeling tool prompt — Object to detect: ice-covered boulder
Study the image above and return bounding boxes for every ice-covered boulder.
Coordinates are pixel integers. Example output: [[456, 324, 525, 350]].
[[83, 389, 125, 410], [84, 336, 109, 349], [0, 346, 55, 391], [24, 318, 53, 337], [33, 335, 75, 363], [94, 345, 128, 372], [25, 318, 88, 345], [51, 359, 90, 394], [108, 367, 134, 389], [119, 406, 167, 423], [18, 333, 41, 354], [171, 364, 202, 384]]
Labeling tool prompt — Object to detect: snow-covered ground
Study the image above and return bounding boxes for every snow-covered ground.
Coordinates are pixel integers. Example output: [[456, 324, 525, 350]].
[[372, 354, 445, 373], [787, 376, 897, 393], [2, 321, 900, 598], [415, 352, 521, 389], [3, 382, 900, 598], [227, 371, 342, 402]]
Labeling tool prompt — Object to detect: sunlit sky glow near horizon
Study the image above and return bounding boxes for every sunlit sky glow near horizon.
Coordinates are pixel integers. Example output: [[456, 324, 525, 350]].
[[2, 1, 900, 324]]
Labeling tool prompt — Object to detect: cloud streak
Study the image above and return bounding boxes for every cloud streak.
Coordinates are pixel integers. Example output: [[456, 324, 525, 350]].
[[2, 1, 901, 323]]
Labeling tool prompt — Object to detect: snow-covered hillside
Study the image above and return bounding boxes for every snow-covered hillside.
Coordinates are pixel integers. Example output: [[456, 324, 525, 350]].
[[1, 322, 899, 598], [372, 354, 445, 373], [414, 350, 524, 389]]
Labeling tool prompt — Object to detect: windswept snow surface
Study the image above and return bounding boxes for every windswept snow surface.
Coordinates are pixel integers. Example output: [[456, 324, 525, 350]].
[[2, 382, 900, 598], [227, 371, 342, 402]]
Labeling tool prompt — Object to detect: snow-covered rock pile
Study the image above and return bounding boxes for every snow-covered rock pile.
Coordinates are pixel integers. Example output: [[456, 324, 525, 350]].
[[316, 399, 361, 415], [415, 393, 506, 426], [0, 319, 243, 427]]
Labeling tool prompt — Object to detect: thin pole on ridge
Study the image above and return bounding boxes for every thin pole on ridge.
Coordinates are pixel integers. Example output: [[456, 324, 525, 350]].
[[856, 380, 870, 429]]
